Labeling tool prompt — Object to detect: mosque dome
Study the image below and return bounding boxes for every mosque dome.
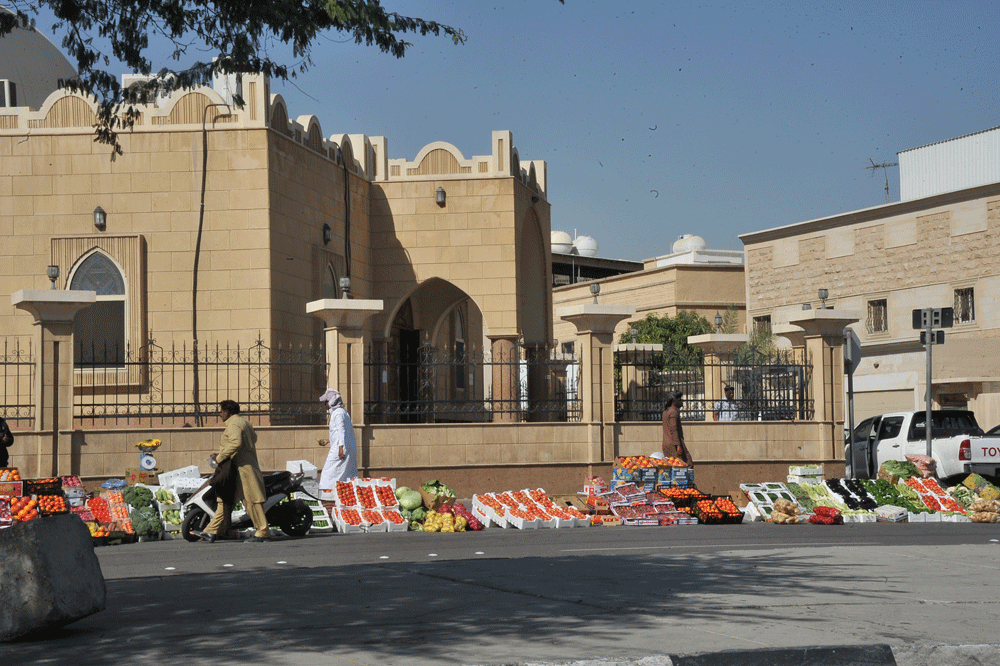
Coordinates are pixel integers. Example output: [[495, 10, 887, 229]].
[[0, 9, 78, 110]]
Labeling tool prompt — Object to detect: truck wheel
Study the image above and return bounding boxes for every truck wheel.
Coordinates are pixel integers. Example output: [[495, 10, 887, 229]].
[[181, 507, 209, 542]]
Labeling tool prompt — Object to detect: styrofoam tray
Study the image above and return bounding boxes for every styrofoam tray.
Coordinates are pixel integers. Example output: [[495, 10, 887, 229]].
[[157, 465, 202, 488], [506, 515, 541, 529], [173, 477, 208, 494], [285, 460, 318, 478], [309, 518, 335, 533]]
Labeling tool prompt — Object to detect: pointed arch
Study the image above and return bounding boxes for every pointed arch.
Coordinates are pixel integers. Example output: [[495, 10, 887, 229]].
[[69, 250, 128, 365]]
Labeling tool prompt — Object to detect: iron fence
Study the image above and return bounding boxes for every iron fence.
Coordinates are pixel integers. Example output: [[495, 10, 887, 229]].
[[615, 345, 813, 422], [365, 343, 581, 423], [0, 338, 34, 428], [74, 339, 328, 427]]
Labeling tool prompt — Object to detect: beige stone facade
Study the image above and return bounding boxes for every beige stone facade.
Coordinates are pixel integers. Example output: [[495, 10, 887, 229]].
[[741, 182, 1000, 427], [0, 73, 848, 500], [552, 261, 746, 348]]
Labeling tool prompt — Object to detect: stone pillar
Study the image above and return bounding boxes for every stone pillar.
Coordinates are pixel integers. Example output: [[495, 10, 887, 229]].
[[558, 304, 635, 465], [11, 290, 96, 477], [788, 309, 860, 456], [687, 334, 748, 421], [307, 299, 383, 426], [488, 335, 520, 422]]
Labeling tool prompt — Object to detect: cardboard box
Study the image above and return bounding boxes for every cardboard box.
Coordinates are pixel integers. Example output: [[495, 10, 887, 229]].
[[419, 487, 455, 511], [962, 473, 1000, 500], [124, 468, 161, 486], [0, 481, 24, 497]]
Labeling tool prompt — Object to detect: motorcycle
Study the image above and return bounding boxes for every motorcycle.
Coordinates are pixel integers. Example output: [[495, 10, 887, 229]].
[[181, 470, 316, 542]]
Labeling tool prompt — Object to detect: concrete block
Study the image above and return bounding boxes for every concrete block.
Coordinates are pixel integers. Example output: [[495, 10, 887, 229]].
[[0, 515, 106, 642]]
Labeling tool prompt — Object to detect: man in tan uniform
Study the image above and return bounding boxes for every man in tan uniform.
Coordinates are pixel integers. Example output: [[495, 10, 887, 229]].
[[195, 399, 270, 543]]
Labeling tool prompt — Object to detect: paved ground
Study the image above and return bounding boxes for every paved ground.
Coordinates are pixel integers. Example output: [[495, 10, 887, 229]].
[[3, 523, 1000, 665]]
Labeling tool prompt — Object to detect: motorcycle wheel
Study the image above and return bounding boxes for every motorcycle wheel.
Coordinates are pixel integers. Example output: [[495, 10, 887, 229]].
[[274, 499, 313, 537], [181, 507, 210, 542]]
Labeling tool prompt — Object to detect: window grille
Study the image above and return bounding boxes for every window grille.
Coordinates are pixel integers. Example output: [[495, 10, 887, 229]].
[[954, 287, 975, 323], [866, 299, 888, 334]]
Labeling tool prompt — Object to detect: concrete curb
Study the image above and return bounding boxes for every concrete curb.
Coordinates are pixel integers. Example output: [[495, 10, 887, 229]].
[[511, 643, 1000, 666], [668, 644, 895, 666]]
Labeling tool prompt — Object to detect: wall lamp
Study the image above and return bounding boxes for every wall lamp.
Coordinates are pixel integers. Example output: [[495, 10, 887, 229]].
[[93, 206, 107, 231], [714, 312, 723, 333], [435, 187, 446, 207], [46, 265, 59, 290], [590, 281, 600, 304], [818, 288, 829, 309], [322, 223, 332, 246], [339, 276, 351, 299]]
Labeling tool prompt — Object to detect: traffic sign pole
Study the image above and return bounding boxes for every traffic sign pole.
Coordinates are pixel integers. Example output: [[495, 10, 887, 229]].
[[912, 306, 953, 459], [925, 316, 933, 458]]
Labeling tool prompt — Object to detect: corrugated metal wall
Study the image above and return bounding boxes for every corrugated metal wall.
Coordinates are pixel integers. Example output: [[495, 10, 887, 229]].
[[899, 127, 1000, 200]]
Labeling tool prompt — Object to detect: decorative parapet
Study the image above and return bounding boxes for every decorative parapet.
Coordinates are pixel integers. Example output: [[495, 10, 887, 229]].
[[386, 130, 547, 198], [0, 70, 545, 197], [0, 73, 274, 132]]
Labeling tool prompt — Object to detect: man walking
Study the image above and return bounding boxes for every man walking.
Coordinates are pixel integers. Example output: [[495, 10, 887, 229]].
[[194, 400, 270, 543]]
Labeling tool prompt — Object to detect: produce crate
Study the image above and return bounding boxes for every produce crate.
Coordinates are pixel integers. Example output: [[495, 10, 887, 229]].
[[26, 479, 61, 495], [309, 517, 335, 533], [472, 504, 499, 528], [505, 514, 540, 529]]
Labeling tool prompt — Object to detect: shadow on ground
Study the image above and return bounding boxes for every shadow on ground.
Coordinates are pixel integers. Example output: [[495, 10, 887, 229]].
[[2, 546, 909, 665]]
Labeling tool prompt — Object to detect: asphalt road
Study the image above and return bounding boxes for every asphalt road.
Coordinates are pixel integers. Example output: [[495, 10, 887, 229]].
[[5, 522, 1000, 666]]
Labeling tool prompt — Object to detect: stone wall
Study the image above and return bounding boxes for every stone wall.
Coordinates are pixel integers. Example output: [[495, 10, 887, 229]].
[[8, 419, 842, 499]]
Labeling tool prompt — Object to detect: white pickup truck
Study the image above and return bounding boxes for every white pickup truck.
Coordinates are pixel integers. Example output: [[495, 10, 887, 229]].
[[970, 425, 1000, 477], [846, 410, 984, 480]]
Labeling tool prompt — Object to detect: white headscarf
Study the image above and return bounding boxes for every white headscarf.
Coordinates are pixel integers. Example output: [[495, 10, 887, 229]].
[[319, 388, 344, 409]]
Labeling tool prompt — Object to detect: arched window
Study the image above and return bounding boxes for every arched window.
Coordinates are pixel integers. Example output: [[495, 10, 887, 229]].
[[321, 265, 339, 300], [71, 252, 126, 366], [454, 308, 466, 391]]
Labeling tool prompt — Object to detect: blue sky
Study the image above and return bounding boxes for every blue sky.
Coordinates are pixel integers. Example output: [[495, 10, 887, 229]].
[[24, 0, 1000, 261]]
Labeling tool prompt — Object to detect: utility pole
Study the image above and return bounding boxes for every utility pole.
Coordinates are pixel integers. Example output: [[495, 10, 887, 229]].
[[866, 158, 899, 203]]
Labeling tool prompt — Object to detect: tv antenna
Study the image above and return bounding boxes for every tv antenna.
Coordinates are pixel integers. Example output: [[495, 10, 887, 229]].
[[866, 158, 898, 203]]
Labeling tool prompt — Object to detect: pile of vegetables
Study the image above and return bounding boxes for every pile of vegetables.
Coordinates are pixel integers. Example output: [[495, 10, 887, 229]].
[[808, 506, 844, 525], [879, 459, 921, 479], [123, 485, 155, 510], [129, 506, 162, 539], [393, 481, 483, 532], [420, 479, 456, 498]]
